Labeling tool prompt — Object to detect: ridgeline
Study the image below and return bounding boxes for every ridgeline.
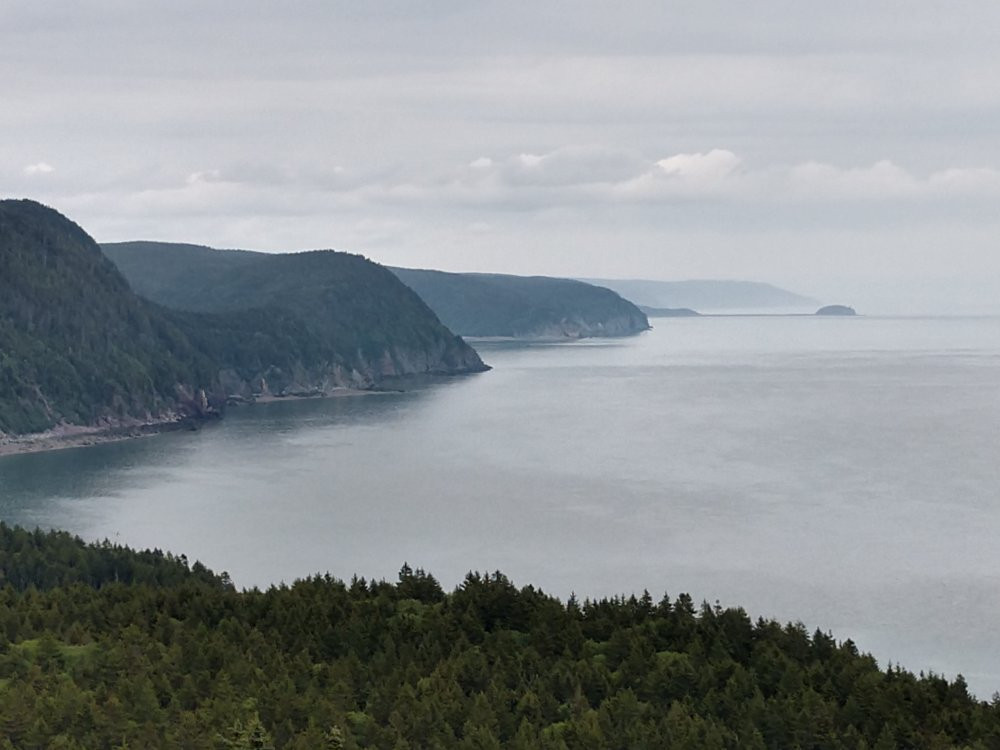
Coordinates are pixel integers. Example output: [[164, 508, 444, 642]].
[[0, 200, 486, 441], [0, 524, 996, 748], [103, 242, 487, 400], [389, 268, 650, 339]]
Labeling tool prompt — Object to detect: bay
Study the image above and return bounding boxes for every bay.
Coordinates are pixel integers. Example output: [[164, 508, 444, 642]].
[[2, 315, 1000, 695]]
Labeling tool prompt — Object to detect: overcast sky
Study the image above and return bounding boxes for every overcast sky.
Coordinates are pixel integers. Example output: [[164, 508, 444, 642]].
[[4, 1, 1000, 311]]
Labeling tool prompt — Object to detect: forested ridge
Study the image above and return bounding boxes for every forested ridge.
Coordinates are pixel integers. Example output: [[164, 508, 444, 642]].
[[388, 268, 650, 339], [0, 200, 218, 435], [0, 525, 996, 749], [0, 201, 486, 437], [102, 242, 487, 395]]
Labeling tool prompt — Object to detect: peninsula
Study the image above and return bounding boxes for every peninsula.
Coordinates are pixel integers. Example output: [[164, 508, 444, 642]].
[[389, 267, 650, 338]]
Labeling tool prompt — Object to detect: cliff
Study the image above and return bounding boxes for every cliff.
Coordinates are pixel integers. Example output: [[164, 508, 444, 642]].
[[0, 200, 219, 437], [389, 267, 650, 338], [103, 242, 488, 399], [0, 201, 487, 441]]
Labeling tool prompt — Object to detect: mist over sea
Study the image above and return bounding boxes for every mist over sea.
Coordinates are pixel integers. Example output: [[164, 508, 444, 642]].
[[2, 315, 999, 695]]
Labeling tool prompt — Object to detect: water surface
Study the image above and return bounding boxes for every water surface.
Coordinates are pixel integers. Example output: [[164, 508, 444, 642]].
[[2, 316, 999, 695]]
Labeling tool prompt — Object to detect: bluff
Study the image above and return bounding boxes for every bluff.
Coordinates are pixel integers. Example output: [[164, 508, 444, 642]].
[[103, 242, 488, 400], [0, 201, 487, 439], [389, 267, 650, 338], [0, 200, 219, 437]]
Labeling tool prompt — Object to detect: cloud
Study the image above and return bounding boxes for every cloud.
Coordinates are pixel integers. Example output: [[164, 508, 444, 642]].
[[657, 149, 742, 181], [458, 146, 648, 193], [186, 169, 222, 185], [23, 162, 54, 176], [787, 160, 1000, 200]]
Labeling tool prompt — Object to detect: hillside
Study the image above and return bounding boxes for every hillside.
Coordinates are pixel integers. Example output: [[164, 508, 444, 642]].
[[0, 524, 997, 748], [103, 242, 488, 400], [389, 267, 650, 338], [0, 202, 487, 440], [0, 200, 219, 437], [580, 278, 818, 311]]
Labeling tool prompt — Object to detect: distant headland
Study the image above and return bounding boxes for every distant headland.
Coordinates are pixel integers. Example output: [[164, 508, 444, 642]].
[[815, 305, 858, 316]]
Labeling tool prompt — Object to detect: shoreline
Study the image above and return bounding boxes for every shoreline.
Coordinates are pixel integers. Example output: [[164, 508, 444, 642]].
[[0, 387, 383, 459], [0, 419, 203, 458]]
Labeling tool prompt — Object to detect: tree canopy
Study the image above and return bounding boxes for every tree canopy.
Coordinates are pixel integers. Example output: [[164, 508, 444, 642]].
[[0, 524, 996, 749]]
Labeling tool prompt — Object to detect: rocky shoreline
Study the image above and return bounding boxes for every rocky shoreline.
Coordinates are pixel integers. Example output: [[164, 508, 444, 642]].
[[0, 418, 207, 458], [0, 387, 387, 458]]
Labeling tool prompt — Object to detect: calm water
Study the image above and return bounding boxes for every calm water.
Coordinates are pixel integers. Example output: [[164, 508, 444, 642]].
[[2, 316, 1000, 695]]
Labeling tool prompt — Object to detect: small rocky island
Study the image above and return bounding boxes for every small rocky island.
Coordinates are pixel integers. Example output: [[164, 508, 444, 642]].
[[815, 305, 857, 316]]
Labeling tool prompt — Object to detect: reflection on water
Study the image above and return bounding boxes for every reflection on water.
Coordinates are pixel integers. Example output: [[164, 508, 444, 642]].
[[1, 316, 1000, 696]]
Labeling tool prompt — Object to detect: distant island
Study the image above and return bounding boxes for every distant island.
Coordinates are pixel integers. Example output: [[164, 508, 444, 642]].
[[389, 267, 650, 338], [580, 278, 818, 311], [0, 200, 486, 449], [815, 305, 858, 316]]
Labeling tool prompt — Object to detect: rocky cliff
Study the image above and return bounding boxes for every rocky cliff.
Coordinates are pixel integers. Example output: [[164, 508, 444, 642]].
[[103, 242, 488, 401], [0, 202, 487, 441], [0, 200, 221, 437]]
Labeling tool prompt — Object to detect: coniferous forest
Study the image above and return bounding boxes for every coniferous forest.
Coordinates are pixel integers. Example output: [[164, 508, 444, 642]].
[[0, 524, 997, 749]]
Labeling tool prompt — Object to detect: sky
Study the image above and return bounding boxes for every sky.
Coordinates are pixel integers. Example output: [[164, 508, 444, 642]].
[[3, 1, 1000, 312]]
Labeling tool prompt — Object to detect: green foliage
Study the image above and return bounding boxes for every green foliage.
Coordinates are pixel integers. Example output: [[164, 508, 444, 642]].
[[0, 202, 487, 437], [0, 528, 998, 748], [0, 200, 218, 435], [103, 241, 487, 389], [0, 523, 232, 591], [389, 268, 650, 338]]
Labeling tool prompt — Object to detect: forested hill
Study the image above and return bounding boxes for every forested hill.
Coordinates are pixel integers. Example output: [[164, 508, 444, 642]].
[[0, 201, 486, 438], [389, 267, 650, 338], [1, 525, 997, 748], [0, 200, 218, 436], [103, 242, 488, 399]]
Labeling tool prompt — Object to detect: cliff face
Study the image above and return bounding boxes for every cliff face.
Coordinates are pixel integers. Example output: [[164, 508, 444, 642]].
[[0, 202, 487, 439], [103, 242, 488, 400], [508, 314, 649, 339], [389, 268, 650, 339], [0, 201, 221, 436]]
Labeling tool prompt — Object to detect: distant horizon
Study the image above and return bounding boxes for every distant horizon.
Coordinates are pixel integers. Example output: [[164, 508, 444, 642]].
[[93, 227, 999, 317], [5, 2, 1000, 316]]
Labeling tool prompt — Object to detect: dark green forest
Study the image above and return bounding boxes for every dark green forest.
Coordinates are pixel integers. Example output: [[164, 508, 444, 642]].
[[0, 524, 996, 749], [388, 268, 650, 339], [102, 241, 486, 385], [0, 201, 485, 437], [0, 200, 219, 435]]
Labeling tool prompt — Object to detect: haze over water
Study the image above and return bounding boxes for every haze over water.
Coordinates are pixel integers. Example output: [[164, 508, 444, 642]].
[[2, 316, 999, 695]]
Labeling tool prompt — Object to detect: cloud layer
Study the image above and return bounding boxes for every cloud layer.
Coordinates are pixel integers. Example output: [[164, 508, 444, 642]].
[[3, 2, 1000, 311]]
